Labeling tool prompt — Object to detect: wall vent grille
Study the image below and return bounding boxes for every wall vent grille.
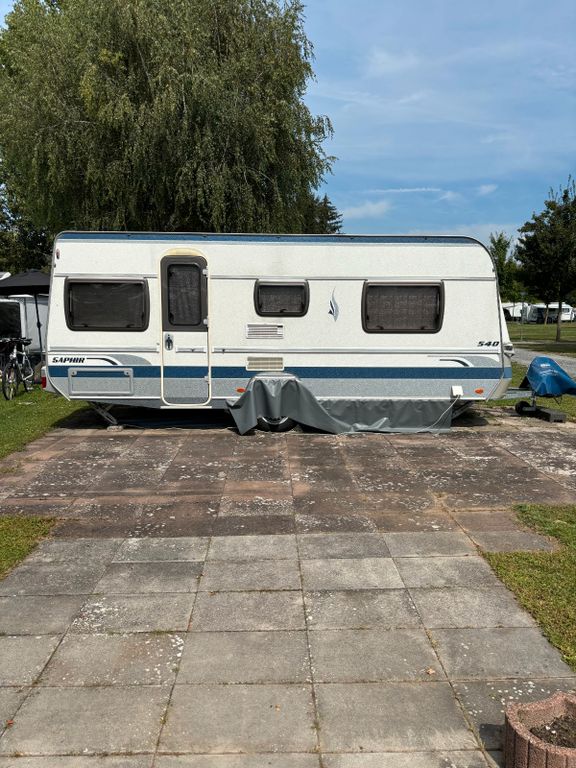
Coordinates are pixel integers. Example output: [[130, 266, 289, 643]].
[[246, 324, 284, 339], [246, 356, 284, 371]]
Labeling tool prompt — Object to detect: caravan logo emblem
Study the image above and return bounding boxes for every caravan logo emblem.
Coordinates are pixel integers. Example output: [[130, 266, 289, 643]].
[[329, 290, 339, 321]]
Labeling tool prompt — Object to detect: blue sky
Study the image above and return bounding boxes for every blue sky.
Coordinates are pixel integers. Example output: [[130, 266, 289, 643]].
[[302, 0, 576, 242], [0, 1, 574, 244]]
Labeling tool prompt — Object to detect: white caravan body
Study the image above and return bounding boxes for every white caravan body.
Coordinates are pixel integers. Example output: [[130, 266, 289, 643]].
[[0, 295, 48, 360], [45, 233, 512, 423], [525, 303, 574, 323]]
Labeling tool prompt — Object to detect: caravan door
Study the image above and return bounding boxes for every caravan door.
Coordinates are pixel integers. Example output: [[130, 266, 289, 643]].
[[160, 255, 210, 406]]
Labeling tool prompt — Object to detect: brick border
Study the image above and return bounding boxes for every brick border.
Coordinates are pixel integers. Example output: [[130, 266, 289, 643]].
[[505, 691, 576, 767]]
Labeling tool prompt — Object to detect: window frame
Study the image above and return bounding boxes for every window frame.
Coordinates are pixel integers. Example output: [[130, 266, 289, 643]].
[[161, 256, 208, 333], [253, 280, 310, 318], [361, 281, 445, 334], [65, 278, 150, 332]]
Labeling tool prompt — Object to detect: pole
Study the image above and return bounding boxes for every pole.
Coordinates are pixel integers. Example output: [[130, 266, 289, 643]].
[[33, 293, 43, 362]]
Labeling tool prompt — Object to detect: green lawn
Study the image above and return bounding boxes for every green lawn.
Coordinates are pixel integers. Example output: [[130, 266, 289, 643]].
[[0, 388, 87, 461], [507, 321, 576, 355], [484, 504, 576, 670], [0, 516, 56, 579]]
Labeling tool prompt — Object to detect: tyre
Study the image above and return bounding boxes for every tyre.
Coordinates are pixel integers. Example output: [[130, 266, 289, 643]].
[[515, 400, 531, 415], [2, 362, 20, 401], [21, 358, 34, 392], [256, 416, 296, 433]]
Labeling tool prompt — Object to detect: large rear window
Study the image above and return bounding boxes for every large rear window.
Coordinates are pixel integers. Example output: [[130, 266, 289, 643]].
[[362, 283, 443, 333], [66, 281, 149, 331]]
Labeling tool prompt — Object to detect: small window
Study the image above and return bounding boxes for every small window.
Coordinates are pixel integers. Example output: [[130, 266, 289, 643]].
[[362, 283, 443, 333], [66, 281, 149, 331], [0, 302, 22, 338], [167, 264, 202, 326], [254, 281, 309, 317]]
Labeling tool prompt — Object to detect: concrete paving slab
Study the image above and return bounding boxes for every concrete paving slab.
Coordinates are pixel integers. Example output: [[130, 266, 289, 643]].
[[431, 627, 575, 680], [0, 563, 107, 596], [304, 589, 421, 629], [409, 587, 537, 628], [219, 496, 294, 517], [384, 531, 476, 557], [0, 596, 85, 635], [212, 515, 296, 535], [24, 539, 121, 565], [39, 633, 184, 686], [155, 758, 319, 768], [207, 534, 298, 561], [0, 636, 60, 686], [199, 560, 301, 591], [301, 558, 403, 590], [0, 758, 153, 767], [0, 685, 171, 755], [321, 753, 489, 767], [177, 631, 309, 684], [159, 683, 316, 754], [70, 595, 194, 633], [94, 562, 202, 594], [316, 682, 478, 752], [297, 533, 390, 559], [0, 687, 29, 737], [469, 530, 557, 552], [309, 628, 445, 682], [191, 592, 305, 631], [113, 537, 209, 562], [395, 556, 501, 588], [454, 677, 576, 750], [450, 509, 527, 532]]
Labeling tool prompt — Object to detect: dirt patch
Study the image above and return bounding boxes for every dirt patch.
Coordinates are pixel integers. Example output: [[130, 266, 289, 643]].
[[531, 713, 576, 747]]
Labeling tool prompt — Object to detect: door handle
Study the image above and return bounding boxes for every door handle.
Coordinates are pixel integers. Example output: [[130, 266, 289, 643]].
[[165, 334, 173, 351]]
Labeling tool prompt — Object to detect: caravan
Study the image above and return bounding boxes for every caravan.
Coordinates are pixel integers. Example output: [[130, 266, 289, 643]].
[[44, 233, 513, 432]]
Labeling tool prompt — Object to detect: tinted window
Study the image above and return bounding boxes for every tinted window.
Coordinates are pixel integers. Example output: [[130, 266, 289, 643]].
[[66, 281, 148, 331], [0, 302, 21, 337], [363, 284, 443, 333], [167, 264, 202, 326], [255, 282, 308, 317]]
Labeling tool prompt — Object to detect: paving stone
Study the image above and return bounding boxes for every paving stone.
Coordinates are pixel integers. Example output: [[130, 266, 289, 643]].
[[432, 627, 575, 680], [0, 636, 61, 686], [25, 539, 122, 565], [199, 560, 300, 591], [159, 683, 316, 753], [113, 537, 209, 562], [177, 631, 309, 684], [191, 592, 305, 631], [469, 530, 557, 552], [0, 596, 85, 635], [301, 558, 403, 590], [212, 515, 296, 536], [70, 595, 193, 633], [309, 628, 444, 682], [128, 501, 219, 537], [371, 510, 456, 532], [94, 562, 202, 594], [40, 633, 184, 686], [454, 677, 576, 750], [218, 496, 294, 517], [0, 563, 107, 596], [304, 589, 421, 629], [395, 556, 501, 588], [450, 509, 526, 532], [297, 533, 390, 559], [0, 686, 170, 755], [0, 687, 29, 737], [383, 531, 476, 557], [321, 753, 489, 767], [0, 758, 153, 767], [155, 758, 319, 768], [207, 534, 298, 561], [316, 682, 478, 751], [409, 588, 537, 628]]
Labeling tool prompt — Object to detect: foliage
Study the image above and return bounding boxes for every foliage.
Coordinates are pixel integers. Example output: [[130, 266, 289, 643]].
[[0, 0, 338, 235], [485, 504, 576, 668], [0, 188, 51, 274], [489, 230, 523, 302], [301, 193, 342, 234], [0, 516, 55, 579], [516, 181, 576, 340]]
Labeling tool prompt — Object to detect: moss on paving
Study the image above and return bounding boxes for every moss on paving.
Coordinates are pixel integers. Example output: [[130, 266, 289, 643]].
[[484, 504, 576, 670], [0, 516, 56, 579]]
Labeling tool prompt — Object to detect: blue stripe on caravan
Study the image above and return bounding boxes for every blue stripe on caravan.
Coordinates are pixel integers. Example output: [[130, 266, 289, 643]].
[[48, 365, 512, 380]]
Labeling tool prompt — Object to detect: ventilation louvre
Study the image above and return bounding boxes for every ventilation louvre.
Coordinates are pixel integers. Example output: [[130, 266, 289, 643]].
[[246, 324, 284, 339], [246, 356, 284, 371]]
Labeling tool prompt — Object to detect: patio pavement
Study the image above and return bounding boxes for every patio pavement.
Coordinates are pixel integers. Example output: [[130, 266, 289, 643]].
[[1, 408, 576, 767]]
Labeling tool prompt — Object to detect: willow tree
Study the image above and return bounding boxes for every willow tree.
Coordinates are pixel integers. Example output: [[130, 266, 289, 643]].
[[0, 0, 335, 234]]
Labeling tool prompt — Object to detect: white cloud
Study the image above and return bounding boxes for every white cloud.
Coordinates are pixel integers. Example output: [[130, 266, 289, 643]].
[[437, 191, 461, 202], [366, 48, 420, 76], [477, 184, 498, 196], [342, 199, 392, 220], [366, 187, 442, 194]]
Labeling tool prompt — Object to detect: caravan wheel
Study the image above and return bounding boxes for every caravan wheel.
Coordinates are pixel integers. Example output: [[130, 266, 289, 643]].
[[257, 416, 296, 433]]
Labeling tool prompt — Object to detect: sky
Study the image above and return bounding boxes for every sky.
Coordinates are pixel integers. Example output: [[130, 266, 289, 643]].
[[0, 0, 574, 245], [301, 0, 576, 243]]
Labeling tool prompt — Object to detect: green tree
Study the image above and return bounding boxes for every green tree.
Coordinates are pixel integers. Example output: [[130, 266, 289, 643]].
[[301, 193, 342, 234], [0, 0, 337, 235], [516, 181, 576, 340], [0, 188, 51, 274], [489, 231, 513, 297]]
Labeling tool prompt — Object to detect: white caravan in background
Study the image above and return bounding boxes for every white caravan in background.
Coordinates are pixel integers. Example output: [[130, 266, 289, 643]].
[[44, 232, 513, 431]]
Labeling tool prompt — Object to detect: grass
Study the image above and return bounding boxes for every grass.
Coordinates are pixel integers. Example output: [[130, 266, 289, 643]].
[[507, 321, 576, 356], [487, 361, 576, 420], [0, 387, 87, 461], [484, 504, 576, 670], [0, 516, 56, 579]]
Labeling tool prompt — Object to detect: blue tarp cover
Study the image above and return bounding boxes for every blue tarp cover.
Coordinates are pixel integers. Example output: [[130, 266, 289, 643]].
[[523, 356, 576, 397]]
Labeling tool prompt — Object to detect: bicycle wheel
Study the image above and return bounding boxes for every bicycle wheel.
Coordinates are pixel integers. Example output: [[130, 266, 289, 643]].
[[2, 362, 20, 400], [21, 357, 34, 392]]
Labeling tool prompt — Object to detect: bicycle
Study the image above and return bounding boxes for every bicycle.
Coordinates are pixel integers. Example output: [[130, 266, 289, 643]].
[[1, 337, 35, 400]]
